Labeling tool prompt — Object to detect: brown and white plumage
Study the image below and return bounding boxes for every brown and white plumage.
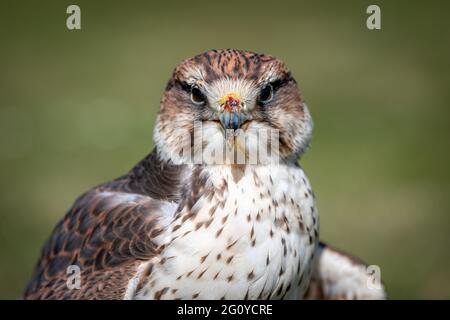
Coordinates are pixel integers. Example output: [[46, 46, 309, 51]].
[[305, 243, 386, 299], [24, 49, 386, 300], [24, 152, 185, 299]]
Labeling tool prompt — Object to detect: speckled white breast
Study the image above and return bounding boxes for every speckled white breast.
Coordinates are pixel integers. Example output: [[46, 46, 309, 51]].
[[132, 162, 318, 300]]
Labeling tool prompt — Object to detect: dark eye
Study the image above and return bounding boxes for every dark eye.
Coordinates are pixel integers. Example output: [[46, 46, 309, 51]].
[[190, 86, 207, 105], [258, 84, 273, 104]]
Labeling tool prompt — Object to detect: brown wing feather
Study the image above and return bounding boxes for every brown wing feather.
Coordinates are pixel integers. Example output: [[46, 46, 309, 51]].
[[24, 150, 186, 299]]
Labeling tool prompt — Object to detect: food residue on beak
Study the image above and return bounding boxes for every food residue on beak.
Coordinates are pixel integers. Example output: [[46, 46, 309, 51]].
[[219, 92, 242, 112]]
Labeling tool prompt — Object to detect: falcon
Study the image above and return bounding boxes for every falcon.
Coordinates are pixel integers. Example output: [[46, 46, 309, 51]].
[[24, 49, 386, 300]]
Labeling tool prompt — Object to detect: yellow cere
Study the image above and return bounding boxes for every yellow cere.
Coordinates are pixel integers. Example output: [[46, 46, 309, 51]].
[[218, 92, 241, 106]]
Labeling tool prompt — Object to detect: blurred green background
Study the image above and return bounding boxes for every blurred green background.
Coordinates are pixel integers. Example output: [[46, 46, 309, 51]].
[[0, 0, 449, 299]]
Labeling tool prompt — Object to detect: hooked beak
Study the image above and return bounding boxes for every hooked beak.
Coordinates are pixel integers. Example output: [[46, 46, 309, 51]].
[[219, 93, 248, 130], [218, 93, 248, 130]]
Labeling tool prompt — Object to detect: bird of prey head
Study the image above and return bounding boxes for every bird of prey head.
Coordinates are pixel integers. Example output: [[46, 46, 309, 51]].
[[154, 49, 313, 165]]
